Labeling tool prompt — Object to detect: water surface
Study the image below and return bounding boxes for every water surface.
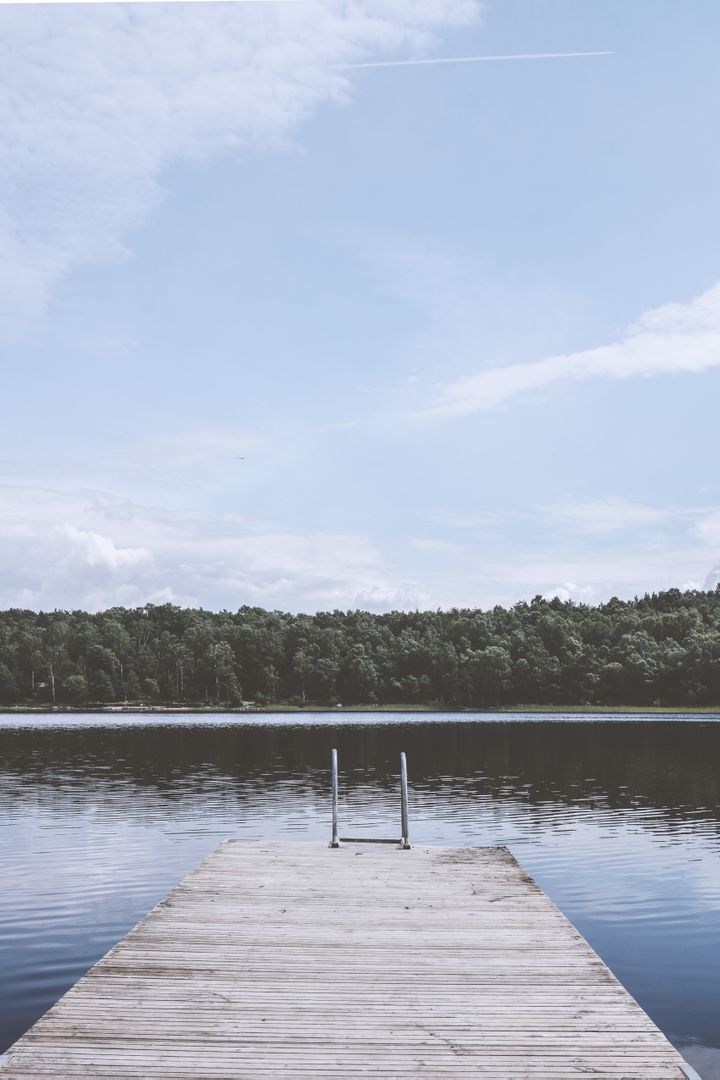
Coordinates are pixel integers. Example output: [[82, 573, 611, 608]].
[[1, 712, 719, 1077]]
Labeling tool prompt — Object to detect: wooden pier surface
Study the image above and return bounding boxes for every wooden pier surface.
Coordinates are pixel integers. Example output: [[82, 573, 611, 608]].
[[0, 841, 693, 1078]]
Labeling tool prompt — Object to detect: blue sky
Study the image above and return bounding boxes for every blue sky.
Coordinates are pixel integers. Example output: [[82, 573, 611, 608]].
[[2, 0, 720, 613]]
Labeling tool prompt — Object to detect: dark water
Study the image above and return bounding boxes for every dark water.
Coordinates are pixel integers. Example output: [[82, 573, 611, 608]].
[[1, 712, 719, 1077]]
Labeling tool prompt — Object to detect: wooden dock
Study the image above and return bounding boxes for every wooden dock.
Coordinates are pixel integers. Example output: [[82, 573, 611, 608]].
[[0, 841, 696, 1078]]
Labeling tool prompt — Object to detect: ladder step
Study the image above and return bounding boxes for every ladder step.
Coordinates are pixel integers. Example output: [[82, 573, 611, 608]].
[[338, 836, 401, 845]]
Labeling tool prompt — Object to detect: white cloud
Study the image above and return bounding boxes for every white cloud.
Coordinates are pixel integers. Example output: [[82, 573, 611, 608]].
[[542, 582, 602, 604], [0, 484, 425, 613], [416, 498, 720, 606], [705, 564, 720, 591], [57, 523, 151, 570], [2, 482, 720, 612], [455, 549, 718, 609], [0, 0, 480, 340], [425, 283, 720, 415], [408, 525, 720, 610], [691, 516, 720, 587]]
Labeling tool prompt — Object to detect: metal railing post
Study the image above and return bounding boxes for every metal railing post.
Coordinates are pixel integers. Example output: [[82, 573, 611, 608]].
[[400, 751, 410, 849], [330, 748, 340, 848]]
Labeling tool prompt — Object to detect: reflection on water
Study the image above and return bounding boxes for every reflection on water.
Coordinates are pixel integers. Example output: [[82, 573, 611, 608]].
[[1, 713, 719, 1076]]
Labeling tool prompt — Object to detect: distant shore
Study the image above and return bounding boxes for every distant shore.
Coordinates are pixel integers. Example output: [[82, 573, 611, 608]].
[[1, 703, 720, 715]]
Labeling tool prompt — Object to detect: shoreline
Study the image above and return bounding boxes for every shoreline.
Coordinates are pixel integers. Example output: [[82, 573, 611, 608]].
[[1, 703, 720, 716]]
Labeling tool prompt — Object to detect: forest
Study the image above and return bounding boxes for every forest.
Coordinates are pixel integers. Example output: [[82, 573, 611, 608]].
[[1, 588, 720, 708]]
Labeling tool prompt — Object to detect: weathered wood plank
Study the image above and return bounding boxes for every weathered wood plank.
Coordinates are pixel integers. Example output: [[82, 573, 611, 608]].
[[0, 842, 692, 1078]]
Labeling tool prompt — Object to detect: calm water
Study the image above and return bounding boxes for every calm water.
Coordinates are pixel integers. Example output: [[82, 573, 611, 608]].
[[1, 712, 719, 1077]]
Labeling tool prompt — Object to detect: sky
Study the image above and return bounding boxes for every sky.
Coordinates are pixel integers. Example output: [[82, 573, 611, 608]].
[[2, 0, 720, 614]]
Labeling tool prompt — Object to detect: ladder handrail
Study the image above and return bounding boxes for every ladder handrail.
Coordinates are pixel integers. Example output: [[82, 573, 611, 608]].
[[400, 751, 410, 849], [330, 748, 340, 848], [330, 748, 410, 850]]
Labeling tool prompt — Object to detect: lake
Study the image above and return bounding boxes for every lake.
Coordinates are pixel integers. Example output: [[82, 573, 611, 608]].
[[1, 711, 719, 1077]]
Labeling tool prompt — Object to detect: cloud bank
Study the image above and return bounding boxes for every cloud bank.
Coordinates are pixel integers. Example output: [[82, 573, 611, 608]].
[[0, 0, 480, 339], [0, 485, 425, 613], [426, 283, 720, 414], [2, 484, 719, 613]]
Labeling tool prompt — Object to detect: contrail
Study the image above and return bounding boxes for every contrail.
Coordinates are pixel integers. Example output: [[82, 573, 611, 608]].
[[338, 51, 613, 71]]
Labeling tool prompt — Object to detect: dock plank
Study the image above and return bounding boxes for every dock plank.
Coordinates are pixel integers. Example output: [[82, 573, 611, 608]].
[[0, 842, 692, 1078]]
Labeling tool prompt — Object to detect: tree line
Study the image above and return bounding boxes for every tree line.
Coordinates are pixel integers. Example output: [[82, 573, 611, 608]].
[[1, 588, 720, 708]]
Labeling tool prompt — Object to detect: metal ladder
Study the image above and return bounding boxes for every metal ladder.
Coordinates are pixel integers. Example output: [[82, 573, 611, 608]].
[[329, 748, 410, 850]]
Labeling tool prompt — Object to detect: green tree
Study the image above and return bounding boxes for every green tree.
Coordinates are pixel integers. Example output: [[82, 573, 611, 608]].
[[91, 670, 116, 702], [61, 674, 89, 703], [0, 661, 19, 703]]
